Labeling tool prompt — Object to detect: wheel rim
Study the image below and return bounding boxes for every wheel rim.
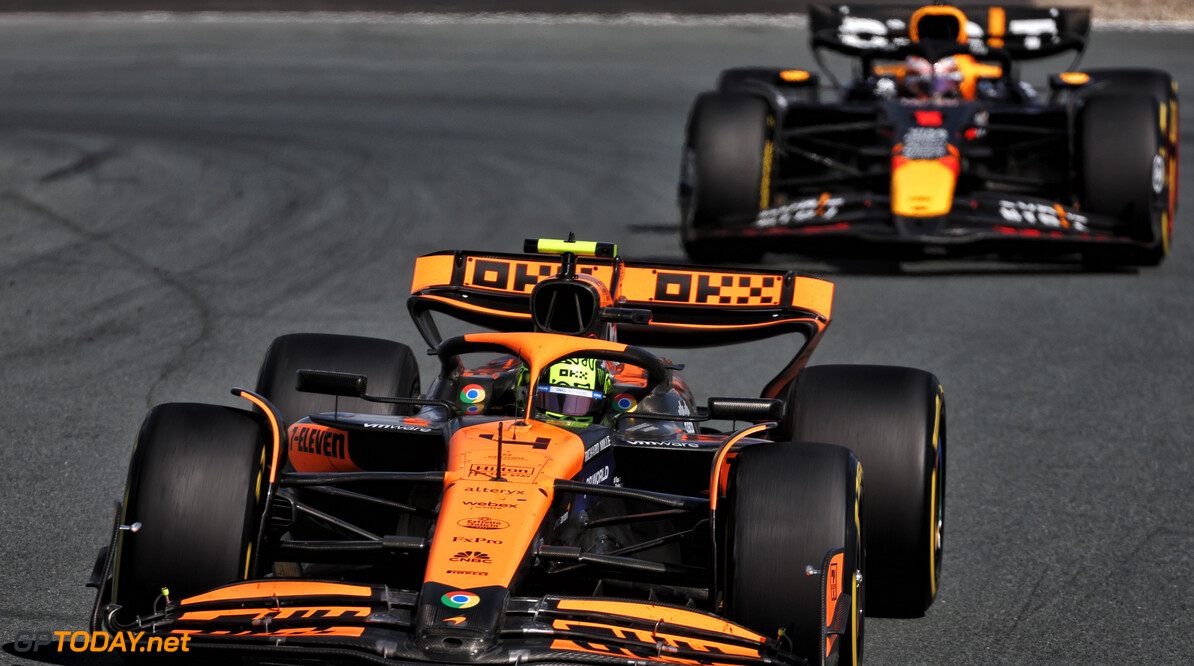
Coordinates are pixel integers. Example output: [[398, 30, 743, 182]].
[[929, 390, 944, 598]]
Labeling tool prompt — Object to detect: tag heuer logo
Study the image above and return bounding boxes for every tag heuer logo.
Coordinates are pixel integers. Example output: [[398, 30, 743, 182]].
[[450, 551, 492, 563]]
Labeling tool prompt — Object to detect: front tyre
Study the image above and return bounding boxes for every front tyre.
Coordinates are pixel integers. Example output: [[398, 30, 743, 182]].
[[781, 365, 945, 618], [111, 403, 266, 624], [1079, 93, 1174, 266], [724, 442, 863, 666], [680, 93, 771, 264]]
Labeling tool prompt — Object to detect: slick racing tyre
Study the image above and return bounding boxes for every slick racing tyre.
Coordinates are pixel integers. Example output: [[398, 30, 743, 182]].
[[255, 332, 421, 426], [1079, 69, 1178, 266], [256, 333, 424, 551], [780, 365, 945, 618], [680, 92, 770, 264], [724, 442, 863, 666], [111, 403, 266, 624]]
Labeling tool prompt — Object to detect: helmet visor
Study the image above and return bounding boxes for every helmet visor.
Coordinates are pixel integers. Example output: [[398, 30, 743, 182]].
[[535, 385, 605, 418]]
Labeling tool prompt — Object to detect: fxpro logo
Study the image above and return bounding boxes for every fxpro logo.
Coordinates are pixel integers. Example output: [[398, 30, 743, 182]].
[[453, 536, 503, 544]]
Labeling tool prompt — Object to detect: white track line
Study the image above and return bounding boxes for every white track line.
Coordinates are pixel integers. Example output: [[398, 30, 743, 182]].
[[0, 11, 1191, 31]]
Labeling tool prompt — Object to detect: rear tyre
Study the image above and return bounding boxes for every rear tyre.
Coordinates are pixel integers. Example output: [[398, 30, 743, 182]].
[[256, 334, 424, 556], [255, 333, 421, 426], [725, 442, 863, 666], [780, 365, 945, 618], [1078, 71, 1177, 266], [680, 93, 771, 264], [112, 403, 266, 624]]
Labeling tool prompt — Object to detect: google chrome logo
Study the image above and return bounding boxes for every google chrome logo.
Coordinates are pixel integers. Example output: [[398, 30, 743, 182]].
[[613, 393, 637, 412], [441, 591, 480, 609], [460, 384, 486, 404]]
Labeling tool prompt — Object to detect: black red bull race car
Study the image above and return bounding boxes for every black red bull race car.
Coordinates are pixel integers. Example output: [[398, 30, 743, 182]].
[[87, 238, 946, 666], [679, 3, 1179, 266]]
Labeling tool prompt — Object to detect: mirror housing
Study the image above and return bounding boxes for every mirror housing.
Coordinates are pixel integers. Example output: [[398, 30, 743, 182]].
[[706, 397, 784, 423], [295, 370, 367, 397]]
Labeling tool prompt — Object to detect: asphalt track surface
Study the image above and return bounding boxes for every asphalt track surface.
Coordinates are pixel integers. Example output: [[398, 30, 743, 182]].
[[0, 0, 1036, 13], [0, 13, 1192, 666]]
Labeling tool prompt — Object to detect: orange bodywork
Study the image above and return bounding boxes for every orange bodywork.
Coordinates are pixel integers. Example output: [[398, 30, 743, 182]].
[[233, 390, 283, 484], [459, 332, 630, 411], [423, 333, 629, 589], [172, 626, 366, 638], [288, 422, 362, 473], [416, 293, 533, 322], [1058, 72, 1090, 86], [550, 621, 761, 666], [547, 601, 767, 666], [792, 276, 833, 321], [180, 580, 372, 605], [409, 253, 456, 294], [952, 55, 1003, 100], [708, 424, 772, 512], [408, 251, 833, 403], [410, 253, 834, 324], [462, 255, 616, 295], [987, 6, 1006, 47], [618, 266, 785, 307], [555, 598, 765, 641], [425, 419, 585, 590], [909, 5, 969, 44], [178, 605, 371, 623], [823, 551, 845, 659], [892, 146, 961, 218]]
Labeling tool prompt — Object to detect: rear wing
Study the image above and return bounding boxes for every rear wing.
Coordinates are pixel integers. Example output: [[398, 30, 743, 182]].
[[809, 3, 1090, 61], [408, 247, 835, 398]]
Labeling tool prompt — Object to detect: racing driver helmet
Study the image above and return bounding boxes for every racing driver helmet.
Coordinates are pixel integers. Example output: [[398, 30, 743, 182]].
[[902, 55, 962, 100], [533, 358, 612, 424]]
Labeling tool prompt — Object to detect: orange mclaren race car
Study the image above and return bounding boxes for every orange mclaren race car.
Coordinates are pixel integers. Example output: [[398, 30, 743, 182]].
[[679, 3, 1179, 266], [88, 238, 945, 666]]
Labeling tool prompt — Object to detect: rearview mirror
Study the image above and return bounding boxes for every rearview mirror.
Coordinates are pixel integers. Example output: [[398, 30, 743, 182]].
[[706, 397, 784, 422], [295, 370, 367, 397]]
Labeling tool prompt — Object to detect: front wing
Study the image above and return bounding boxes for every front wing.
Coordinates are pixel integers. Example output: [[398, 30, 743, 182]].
[[95, 580, 800, 666], [695, 192, 1155, 262]]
